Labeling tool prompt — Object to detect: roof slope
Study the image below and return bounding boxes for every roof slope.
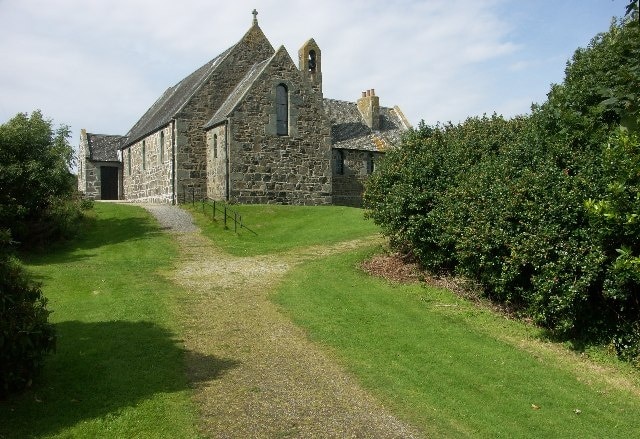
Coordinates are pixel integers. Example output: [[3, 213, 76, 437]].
[[323, 99, 408, 151], [123, 46, 234, 147], [204, 56, 272, 129], [86, 133, 125, 161], [121, 21, 274, 148]]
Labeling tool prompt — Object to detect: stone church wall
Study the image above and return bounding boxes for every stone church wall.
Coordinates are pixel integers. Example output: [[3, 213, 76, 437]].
[[77, 132, 97, 199], [174, 25, 275, 203], [225, 49, 332, 205], [332, 149, 380, 207], [122, 126, 173, 203], [206, 124, 227, 200]]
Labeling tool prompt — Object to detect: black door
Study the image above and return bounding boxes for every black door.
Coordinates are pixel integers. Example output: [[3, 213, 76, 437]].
[[100, 166, 119, 200]]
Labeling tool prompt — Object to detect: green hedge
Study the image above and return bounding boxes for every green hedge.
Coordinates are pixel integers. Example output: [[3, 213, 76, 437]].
[[364, 18, 640, 363]]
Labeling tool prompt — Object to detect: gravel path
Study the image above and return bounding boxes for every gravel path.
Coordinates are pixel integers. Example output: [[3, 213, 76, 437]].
[[143, 204, 424, 438], [138, 204, 199, 233]]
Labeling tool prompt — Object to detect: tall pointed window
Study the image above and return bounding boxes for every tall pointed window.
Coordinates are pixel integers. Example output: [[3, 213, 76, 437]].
[[159, 131, 164, 164], [335, 150, 344, 175], [213, 134, 218, 158], [276, 84, 288, 136], [142, 140, 146, 171]]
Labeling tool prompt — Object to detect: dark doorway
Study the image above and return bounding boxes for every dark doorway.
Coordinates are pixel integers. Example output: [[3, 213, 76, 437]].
[[100, 166, 119, 200]]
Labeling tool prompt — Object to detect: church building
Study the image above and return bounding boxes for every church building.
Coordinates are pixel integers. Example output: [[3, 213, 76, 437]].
[[77, 11, 411, 206]]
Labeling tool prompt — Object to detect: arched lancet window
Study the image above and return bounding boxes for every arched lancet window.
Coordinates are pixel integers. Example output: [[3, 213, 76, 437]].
[[335, 149, 344, 175], [142, 140, 146, 171], [276, 84, 288, 136], [308, 50, 316, 73], [213, 134, 218, 158], [159, 131, 164, 164]]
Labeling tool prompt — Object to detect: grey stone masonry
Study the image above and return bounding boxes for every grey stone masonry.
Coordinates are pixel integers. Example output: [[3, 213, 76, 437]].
[[122, 125, 173, 203], [209, 46, 332, 205], [206, 124, 227, 200], [174, 23, 275, 203], [332, 149, 381, 207]]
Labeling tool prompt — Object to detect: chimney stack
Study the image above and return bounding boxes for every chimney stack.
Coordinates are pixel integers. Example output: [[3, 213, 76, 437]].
[[357, 89, 380, 130]]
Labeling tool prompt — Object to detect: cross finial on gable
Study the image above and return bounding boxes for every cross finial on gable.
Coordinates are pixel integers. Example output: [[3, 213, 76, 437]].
[[252, 9, 258, 25]]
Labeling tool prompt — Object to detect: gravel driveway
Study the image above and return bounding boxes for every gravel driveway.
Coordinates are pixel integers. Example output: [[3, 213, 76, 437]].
[[142, 203, 424, 438]]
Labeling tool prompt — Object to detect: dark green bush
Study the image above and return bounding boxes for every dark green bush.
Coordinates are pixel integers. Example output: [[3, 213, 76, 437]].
[[364, 17, 640, 361], [0, 232, 56, 398], [0, 110, 80, 247]]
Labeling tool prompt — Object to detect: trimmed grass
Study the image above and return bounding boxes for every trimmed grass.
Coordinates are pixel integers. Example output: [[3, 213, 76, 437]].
[[184, 202, 379, 256], [273, 245, 640, 438], [0, 203, 201, 439]]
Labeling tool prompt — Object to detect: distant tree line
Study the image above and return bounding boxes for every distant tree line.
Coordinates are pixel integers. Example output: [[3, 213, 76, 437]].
[[365, 16, 640, 363]]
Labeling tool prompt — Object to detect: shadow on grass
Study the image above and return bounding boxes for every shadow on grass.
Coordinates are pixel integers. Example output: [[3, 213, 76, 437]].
[[24, 206, 165, 266], [0, 320, 239, 438]]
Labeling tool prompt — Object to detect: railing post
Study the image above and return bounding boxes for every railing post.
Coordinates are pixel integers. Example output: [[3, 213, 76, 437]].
[[234, 212, 237, 233], [224, 205, 227, 227]]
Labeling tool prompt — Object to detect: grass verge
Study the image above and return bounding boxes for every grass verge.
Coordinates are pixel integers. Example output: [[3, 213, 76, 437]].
[[273, 245, 640, 438], [183, 202, 379, 256], [0, 203, 200, 439]]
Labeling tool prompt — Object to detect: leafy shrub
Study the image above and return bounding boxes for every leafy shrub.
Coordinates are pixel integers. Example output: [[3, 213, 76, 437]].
[[364, 17, 640, 361], [0, 110, 80, 247], [0, 232, 56, 398]]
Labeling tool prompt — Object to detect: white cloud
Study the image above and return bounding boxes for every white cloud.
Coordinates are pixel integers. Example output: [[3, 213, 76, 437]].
[[0, 0, 624, 147]]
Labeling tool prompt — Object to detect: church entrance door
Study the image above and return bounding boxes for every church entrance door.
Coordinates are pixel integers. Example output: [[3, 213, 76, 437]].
[[100, 166, 119, 200]]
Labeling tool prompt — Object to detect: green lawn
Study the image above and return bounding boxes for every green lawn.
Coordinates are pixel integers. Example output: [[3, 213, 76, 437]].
[[273, 246, 640, 438], [0, 203, 201, 439], [184, 202, 379, 256], [3, 202, 639, 438]]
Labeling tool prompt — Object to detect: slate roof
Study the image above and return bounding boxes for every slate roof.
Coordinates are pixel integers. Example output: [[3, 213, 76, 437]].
[[204, 56, 271, 129], [86, 133, 125, 162], [122, 46, 235, 148], [323, 99, 408, 152]]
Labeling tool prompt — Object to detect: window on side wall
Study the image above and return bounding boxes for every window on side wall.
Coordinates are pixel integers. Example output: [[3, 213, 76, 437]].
[[367, 152, 375, 174], [159, 131, 164, 164], [276, 84, 288, 136], [213, 134, 218, 158], [142, 140, 146, 171], [335, 149, 344, 175]]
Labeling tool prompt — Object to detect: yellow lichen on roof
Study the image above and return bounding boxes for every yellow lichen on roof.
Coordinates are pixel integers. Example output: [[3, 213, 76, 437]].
[[372, 134, 389, 151]]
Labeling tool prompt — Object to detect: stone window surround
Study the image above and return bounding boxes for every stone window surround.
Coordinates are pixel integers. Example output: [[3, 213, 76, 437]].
[[266, 79, 299, 138], [276, 83, 289, 136]]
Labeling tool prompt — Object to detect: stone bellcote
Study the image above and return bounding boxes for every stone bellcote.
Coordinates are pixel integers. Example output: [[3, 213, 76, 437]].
[[299, 38, 322, 96], [357, 89, 380, 130]]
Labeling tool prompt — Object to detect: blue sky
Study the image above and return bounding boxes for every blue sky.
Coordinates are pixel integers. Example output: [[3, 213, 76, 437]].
[[0, 0, 628, 149]]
